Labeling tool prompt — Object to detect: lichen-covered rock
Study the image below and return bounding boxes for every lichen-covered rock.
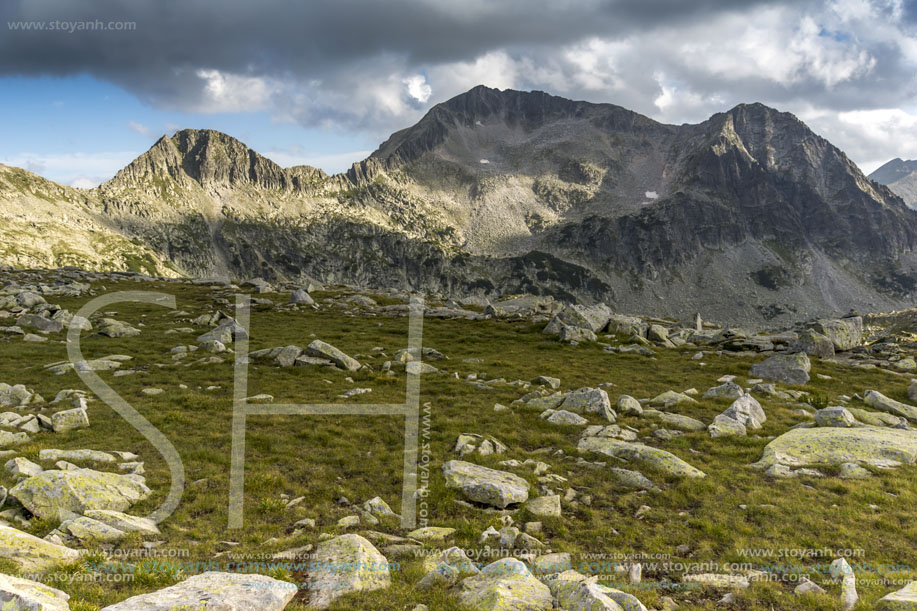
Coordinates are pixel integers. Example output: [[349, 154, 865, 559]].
[[876, 581, 917, 610], [97, 318, 140, 338], [863, 390, 917, 423], [650, 411, 706, 432], [542, 409, 588, 426], [0, 430, 29, 448], [813, 316, 863, 351], [305, 534, 391, 609], [458, 558, 553, 611], [791, 329, 835, 358], [650, 391, 697, 408], [722, 394, 766, 429], [10, 468, 151, 520], [578, 436, 706, 478], [305, 340, 361, 371], [84, 509, 160, 536], [61, 516, 128, 544], [0, 572, 70, 610], [607, 467, 657, 491], [0, 525, 80, 572], [753, 426, 917, 470], [553, 578, 624, 610], [617, 395, 642, 415], [100, 571, 298, 610], [442, 460, 530, 507], [814, 406, 856, 428], [559, 325, 597, 343], [749, 352, 810, 385], [708, 414, 748, 437], [50, 406, 89, 433], [703, 382, 744, 400]]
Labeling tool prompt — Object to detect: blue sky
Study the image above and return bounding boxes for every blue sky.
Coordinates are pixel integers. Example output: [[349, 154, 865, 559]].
[[1, 0, 915, 188], [0, 74, 376, 186]]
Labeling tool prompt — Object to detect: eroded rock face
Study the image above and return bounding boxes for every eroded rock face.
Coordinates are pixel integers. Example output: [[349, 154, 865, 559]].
[[458, 558, 553, 611], [305, 534, 391, 609], [100, 571, 298, 611], [10, 468, 151, 520], [442, 460, 530, 507], [753, 426, 917, 470]]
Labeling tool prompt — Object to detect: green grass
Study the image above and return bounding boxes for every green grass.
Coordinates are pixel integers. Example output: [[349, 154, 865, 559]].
[[0, 276, 914, 609]]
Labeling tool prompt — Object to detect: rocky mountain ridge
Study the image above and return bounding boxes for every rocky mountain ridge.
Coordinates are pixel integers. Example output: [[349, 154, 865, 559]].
[[2, 86, 916, 326], [870, 158, 917, 208]]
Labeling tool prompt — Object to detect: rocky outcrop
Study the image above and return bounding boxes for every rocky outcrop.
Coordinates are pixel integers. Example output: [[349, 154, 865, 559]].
[[100, 571, 298, 610]]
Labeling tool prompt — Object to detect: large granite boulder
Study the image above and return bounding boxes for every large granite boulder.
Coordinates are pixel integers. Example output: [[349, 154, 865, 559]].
[[100, 571, 298, 610], [10, 468, 151, 520], [752, 426, 917, 470], [863, 390, 917, 423], [442, 460, 530, 507], [813, 316, 863, 351], [749, 353, 811, 385], [458, 558, 553, 611], [722, 394, 766, 429], [305, 534, 391, 609], [790, 329, 835, 358]]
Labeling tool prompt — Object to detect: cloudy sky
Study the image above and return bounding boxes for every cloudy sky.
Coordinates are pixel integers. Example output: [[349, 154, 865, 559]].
[[1, 0, 915, 187]]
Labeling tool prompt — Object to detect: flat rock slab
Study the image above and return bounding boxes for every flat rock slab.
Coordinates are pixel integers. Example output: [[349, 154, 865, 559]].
[[0, 525, 80, 573], [442, 460, 530, 507], [0, 572, 70, 610], [753, 426, 917, 470], [100, 571, 297, 610], [578, 437, 706, 478], [305, 340, 361, 371], [864, 390, 917, 423], [305, 534, 391, 609], [11, 468, 151, 520]]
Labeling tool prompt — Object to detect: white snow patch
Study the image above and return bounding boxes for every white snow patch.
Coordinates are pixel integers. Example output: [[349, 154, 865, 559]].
[[645, 191, 658, 199], [479, 159, 490, 164]]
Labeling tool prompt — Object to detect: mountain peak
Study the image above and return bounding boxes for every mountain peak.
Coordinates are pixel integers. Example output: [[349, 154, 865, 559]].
[[103, 129, 327, 193]]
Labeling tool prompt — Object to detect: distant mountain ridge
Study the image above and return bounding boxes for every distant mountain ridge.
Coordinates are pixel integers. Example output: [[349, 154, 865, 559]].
[[1, 85, 916, 326], [870, 158, 917, 209]]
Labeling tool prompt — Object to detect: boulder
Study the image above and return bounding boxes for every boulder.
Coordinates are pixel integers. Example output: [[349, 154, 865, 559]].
[[561, 388, 612, 415], [50, 407, 89, 433], [578, 436, 706, 478], [61, 515, 128, 544], [541, 409, 588, 426], [84, 509, 160, 536], [10, 468, 151, 520], [97, 318, 140, 338], [15, 314, 63, 333], [559, 325, 597, 343], [876, 581, 917, 610], [749, 353, 811, 385], [305, 534, 391, 609], [0, 525, 79, 572], [442, 460, 530, 507], [722, 394, 766, 429], [305, 340, 361, 371], [790, 329, 835, 358], [650, 391, 697, 408], [100, 571, 297, 611], [607, 467, 657, 491], [863, 390, 917, 423], [290, 289, 315, 305], [0, 572, 70, 611], [617, 395, 642, 416], [553, 578, 624, 610], [813, 316, 863, 351], [708, 414, 748, 437], [703, 382, 745, 400], [814, 406, 857, 428], [753, 426, 917, 470], [651, 412, 706, 432], [458, 558, 553, 611], [543, 304, 612, 335]]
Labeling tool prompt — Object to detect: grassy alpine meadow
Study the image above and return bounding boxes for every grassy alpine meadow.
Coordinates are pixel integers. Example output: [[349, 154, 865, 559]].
[[0, 273, 915, 610]]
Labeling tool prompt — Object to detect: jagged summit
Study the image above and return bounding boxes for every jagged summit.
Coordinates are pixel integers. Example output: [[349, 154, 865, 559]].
[[2, 85, 917, 324], [870, 158, 917, 186], [102, 128, 328, 193]]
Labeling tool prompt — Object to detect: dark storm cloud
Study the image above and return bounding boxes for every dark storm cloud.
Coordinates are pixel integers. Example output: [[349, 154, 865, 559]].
[[1, 0, 915, 170]]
